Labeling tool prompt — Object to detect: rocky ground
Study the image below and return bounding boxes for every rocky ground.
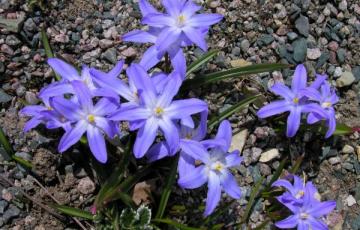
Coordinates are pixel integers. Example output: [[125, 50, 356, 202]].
[[0, 0, 360, 229]]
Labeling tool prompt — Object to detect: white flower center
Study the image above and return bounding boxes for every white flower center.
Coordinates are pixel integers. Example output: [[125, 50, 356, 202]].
[[153, 107, 164, 117], [300, 212, 309, 220], [212, 161, 224, 172], [295, 190, 305, 199], [177, 14, 186, 27], [87, 114, 95, 123], [321, 101, 332, 108]]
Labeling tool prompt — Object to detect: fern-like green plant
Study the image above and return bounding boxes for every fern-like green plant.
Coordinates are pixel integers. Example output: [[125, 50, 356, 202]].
[[119, 205, 152, 230]]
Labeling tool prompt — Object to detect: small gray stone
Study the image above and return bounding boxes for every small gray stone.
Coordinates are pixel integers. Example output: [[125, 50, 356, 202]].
[[3, 204, 20, 224], [338, 0, 347, 11], [334, 67, 342, 78], [71, 32, 81, 42], [352, 66, 360, 82], [259, 163, 271, 176], [287, 32, 298, 41], [329, 156, 341, 165], [257, 34, 274, 46], [0, 200, 8, 214], [293, 38, 307, 63], [240, 39, 250, 52], [25, 92, 39, 105], [295, 15, 309, 37], [16, 85, 26, 97], [336, 71, 355, 87], [231, 47, 241, 56], [251, 147, 262, 163], [0, 62, 4, 73], [23, 18, 36, 32], [5, 35, 21, 47], [342, 145, 354, 154], [336, 49, 346, 63], [316, 52, 330, 68], [99, 39, 113, 49], [307, 48, 321, 60], [259, 149, 280, 163], [343, 162, 354, 171], [0, 89, 12, 103], [77, 177, 95, 195], [102, 48, 117, 64]]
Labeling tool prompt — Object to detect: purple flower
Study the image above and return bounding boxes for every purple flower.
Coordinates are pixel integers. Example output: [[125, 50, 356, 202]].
[[275, 181, 336, 230], [40, 58, 123, 100], [51, 81, 119, 163], [178, 120, 242, 216], [123, 0, 223, 75], [305, 80, 339, 138], [109, 64, 208, 158], [146, 110, 208, 176], [272, 175, 321, 205], [20, 97, 71, 132], [257, 64, 326, 137]]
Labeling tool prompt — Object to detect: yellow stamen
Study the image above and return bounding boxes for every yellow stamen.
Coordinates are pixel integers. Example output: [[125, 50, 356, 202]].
[[185, 134, 192, 139], [88, 114, 95, 123], [322, 102, 332, 108], [293, 97, 299, 104], [213, 162, 223, 172], [300, 213, 309, 220], [177, 15, 186, 26], [154, 107, 164, 116], [47, 106, 53, 111], [295, 190, 305, 198]]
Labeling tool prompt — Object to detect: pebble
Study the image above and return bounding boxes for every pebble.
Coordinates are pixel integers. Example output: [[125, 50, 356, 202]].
[[231, 47, 240, 56], [287, 32, 298, 41], [99, 39, 113, 49], [102, 48, 117, 64], [342, 145, 354, 154], [338, 0, 347, 11], [295, 15, 310, 37], [292, 38, 307, 63], [23, 18, 36, 32], [328, 41, 339, 51], [5, 35, 21, 47], [346, 195, 356, 207], [77, 177, 95, 195], [356, 146, 360, 161], [352, 66, 360, 82], [54, 34, 69, 43], [25, 92, 39, 105], [329, 156, 341, 165], [15, 85, 26, 97], [336, 71, 355, 87], [307, 48, 321, 60], [259, 163, 271, 176], [230, 59, 252, 68], [121, 47, 137, 57], [0, 200, 8, 214], [333, 67, 342, 78], [0, 89, 12, 103], [259, 149, 280, 163], [251, 147, 262, 163], [336, 49, 346, 63], [257, 34, 274, 46], [229, 129, 248, 153], [3, 205, 20, 224], [240, 39, 250, 52]]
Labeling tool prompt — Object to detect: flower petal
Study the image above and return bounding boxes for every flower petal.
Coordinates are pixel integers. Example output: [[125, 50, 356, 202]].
[[139, 46, 164, 71], [215, 120, 232, 151], [142, 13, 174, 27], [286, 107, 301, 137], [122, 29, 157, 44], [225, 150, 243, 167], [178, 165, 207, 189], [183, 26, 208, 51], [310, 74, 327, 89], [270, 83, 294, 100], [291, 64, 307, 93], [94, 98, 119, 116], [166, 98, 208, 119], [109, 107, 150, 122], [87, 125, 107, 163], [157, 71, 182, 107], [139, 0, 158, 16], [220, 170, 241, 199], [325, 110, 336, 138], [58, 120, 87, 152], [155, 27, 181, 52], [162, 0, 183, 16], [204, 171, 221, 216], [169, 47, 186, 78], [188, 14, 223, 27], [39, 82, 74, 100], [50, 97, 82, 121], [192, 110, 208, 141], [146, 142, 170, 162], [307, 218, 328, 230], [24, 118, 43, 132], [71, 80, 94, 112], [180, 139, 210, 164], [308, 201, 336, 218], [257, 100, 291, 118], [94, 117, 117, 138], [274, 215, 298, 229], [134, 117, 158, 158], [47, 58, 80, 81], [158, 117, 180, 154], [178, 151, 195, 178]]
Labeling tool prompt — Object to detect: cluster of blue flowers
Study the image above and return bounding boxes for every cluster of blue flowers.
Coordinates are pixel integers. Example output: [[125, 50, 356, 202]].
[[257, 64, 339, 138], [272, 175, 336, 229], [20, 0, 337, 221]]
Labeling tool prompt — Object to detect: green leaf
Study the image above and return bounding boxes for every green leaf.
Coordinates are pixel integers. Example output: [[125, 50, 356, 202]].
[[120, 208, 137, 228], [240, 176, 265, 224], [289, 155, 304, 174], [155, 155, 179, 219], [137, 205, 152, 226], [51, 204, 94, 220], [152, 219, 204, 230], [208, 94, 260, 130], [182, 63, 289, 89], [0, 127, 14, 160], [41, 28, 61, 81], [12, 155, 32, 169], [186, 50, 218, 76], [333, 123, 353, 135]]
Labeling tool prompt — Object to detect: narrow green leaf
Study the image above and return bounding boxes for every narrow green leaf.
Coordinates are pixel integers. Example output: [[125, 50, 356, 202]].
[[289, 155, 304, 174], [94, 135, 135, 209], [155, 155, 179, 219], [152, 219, 204, 230], [333, 123, 353, 135], [41, 28, 61, 81], [12, 155, 32, 169], [186, 50, 218, 76], [182, 63, 289, 89], [0, 127, 14, 160], [240, 176, 265, 224], [208, 95, 260, 130], [51, 204, 94, 220]]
